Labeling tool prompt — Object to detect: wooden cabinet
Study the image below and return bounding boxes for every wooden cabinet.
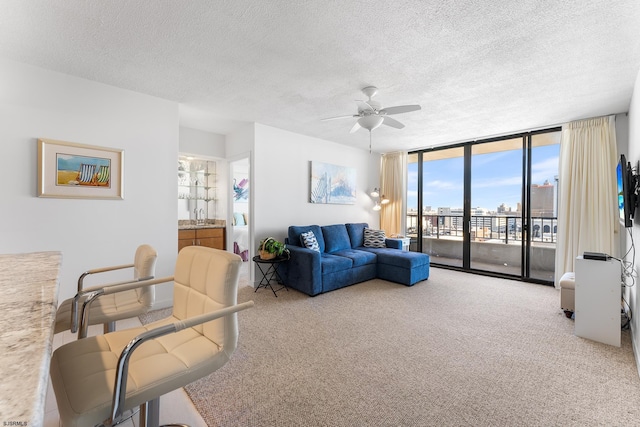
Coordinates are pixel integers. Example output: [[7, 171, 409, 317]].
[[178, 228, 226, 252], [196, 227, 225, 250], [178, 229, 196, 252]]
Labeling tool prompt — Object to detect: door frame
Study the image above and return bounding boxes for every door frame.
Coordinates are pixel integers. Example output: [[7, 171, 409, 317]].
[[228, 151, 254, 282]]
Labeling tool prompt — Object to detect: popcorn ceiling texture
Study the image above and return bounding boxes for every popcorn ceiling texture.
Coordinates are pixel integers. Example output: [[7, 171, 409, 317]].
[[1, 1, 639, 152]]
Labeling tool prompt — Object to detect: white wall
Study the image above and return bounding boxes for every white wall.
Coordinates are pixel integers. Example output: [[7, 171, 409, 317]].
[[0, 59, 178, 306], [179, 126, 225, 158], [626, 68, 640, 372], [253, 123, 380, 246], [223, 123, 382, 283], [226, 123, 255, 159]]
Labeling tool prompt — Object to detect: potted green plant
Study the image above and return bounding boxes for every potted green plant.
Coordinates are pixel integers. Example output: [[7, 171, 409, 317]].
[[258, 237, 289, 260]]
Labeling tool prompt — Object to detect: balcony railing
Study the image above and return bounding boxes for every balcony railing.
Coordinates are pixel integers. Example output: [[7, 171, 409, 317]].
[[406, 214, 558, 244]]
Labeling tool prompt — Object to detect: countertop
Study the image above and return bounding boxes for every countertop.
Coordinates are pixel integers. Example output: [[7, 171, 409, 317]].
[[178, 224, 225, 230], [0, 251, 62, 425], [178, 220, 226, 230]]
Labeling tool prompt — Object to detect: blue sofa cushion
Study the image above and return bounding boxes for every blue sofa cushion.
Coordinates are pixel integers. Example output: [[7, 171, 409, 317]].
[[289, 225, 325, 252], [376, 250, 431, 268], [384, 238, 403, 250], [345, 223, 368, 248], [321, 253, 353, 274], [332, 249, 377, 267], [321, 224, 352, 254]]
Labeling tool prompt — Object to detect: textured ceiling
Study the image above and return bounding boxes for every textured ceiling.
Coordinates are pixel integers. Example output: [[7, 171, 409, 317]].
[[1, 1, 639, 153]]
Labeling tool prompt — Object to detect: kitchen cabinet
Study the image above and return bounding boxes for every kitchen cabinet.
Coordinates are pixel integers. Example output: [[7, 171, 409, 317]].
[[178, 227, 226, 252]]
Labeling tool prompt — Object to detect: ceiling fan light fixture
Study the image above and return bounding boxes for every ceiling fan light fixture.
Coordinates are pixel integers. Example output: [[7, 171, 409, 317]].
[[358, 115, 384, 131]]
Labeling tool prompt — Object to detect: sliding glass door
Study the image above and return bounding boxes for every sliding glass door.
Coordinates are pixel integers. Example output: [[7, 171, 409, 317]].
[[527, 132, 561, 282], [421, 147, 465, 268], [408, 128, 560, 284], [470, 138, 524, 275]]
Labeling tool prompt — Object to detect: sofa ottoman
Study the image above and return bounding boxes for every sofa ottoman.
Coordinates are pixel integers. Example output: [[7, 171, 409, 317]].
[[375, 250, 430, 286], [346, 222, 430, 286]]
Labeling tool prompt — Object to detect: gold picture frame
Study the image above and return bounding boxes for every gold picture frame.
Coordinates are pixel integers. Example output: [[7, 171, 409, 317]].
[[38, 138, 124, 199]]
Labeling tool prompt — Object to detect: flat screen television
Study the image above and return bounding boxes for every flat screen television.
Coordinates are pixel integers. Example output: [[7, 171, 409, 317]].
[[617, 154, 636, 228]]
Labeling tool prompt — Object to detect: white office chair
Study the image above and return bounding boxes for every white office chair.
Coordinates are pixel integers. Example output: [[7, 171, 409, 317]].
[[50, 246, 253, 427], [54, 244, 158, 338]]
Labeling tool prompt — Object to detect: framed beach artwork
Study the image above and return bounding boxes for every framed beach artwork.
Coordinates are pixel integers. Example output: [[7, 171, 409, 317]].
[[309, 161, 356, 204], [37, 138, 124, 199]]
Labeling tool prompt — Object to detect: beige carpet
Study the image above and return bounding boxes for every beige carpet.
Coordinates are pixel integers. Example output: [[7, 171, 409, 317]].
[[141, 269, 640, 426]]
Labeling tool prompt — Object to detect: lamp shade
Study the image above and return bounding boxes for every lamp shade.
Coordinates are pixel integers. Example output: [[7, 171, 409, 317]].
[[358, 115, 384, 131]]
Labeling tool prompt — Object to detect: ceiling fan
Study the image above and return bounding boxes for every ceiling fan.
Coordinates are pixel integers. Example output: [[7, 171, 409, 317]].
[[322, 86, 421, 134]]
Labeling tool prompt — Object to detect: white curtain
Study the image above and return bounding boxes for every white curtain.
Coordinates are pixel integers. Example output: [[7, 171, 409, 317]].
[[380, 152, 406, 236], [554, 115, 618, 288]]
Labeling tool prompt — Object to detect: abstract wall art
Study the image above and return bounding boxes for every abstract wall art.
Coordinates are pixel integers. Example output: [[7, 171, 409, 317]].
[[309, 161, 356, 204]]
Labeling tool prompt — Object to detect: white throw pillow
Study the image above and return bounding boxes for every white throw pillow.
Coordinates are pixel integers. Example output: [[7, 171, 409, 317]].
[[363, 228, 386, 248], [300, 230, 320, 252]]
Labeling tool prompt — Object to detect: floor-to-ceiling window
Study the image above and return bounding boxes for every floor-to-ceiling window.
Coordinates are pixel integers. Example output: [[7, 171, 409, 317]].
[[407, 128, 560, 284], [470, 137, 524, 276], [408, 146, 465, 268]]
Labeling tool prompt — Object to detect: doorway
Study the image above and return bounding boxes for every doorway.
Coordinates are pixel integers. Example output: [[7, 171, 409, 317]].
[[229, 155, 252, 282]]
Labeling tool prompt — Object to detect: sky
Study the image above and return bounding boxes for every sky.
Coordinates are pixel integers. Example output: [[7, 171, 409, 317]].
[[407, 144, 560, 212], [57, 153, 110, 171]]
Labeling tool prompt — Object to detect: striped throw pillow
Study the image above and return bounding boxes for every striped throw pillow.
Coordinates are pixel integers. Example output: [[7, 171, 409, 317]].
[[363, 228, 386, 248], [300, 230, 320, 252]]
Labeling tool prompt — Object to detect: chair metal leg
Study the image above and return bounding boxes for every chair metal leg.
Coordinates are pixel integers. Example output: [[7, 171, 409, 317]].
[[104, 321, 116, 334], [139, 397, 191, 427], [140, 397, 160, 427]]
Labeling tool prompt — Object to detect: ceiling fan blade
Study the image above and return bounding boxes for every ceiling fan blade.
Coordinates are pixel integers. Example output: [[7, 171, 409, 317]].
[[382, 116, 405, 129], [350, 121, 362, 133], [321, 114, 357, 121], [356, 100, 374, 113], [380, 105, 421, 115]]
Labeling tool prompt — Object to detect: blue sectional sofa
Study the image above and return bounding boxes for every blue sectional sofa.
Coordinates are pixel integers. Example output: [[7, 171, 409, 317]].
[[280, 223, 430, 296]]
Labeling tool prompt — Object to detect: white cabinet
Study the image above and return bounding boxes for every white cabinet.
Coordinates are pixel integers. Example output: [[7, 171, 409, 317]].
[[574, 256, 621, 347], [399, 237, 410, 251]]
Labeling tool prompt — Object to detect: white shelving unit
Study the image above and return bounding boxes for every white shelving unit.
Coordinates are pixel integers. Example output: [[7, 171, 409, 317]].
[[574, 256, 621, 347], [178, 157, 217, 222]]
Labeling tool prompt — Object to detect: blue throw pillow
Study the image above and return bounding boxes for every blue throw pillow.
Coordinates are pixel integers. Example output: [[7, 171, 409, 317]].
[[300, 230, 320, 252]]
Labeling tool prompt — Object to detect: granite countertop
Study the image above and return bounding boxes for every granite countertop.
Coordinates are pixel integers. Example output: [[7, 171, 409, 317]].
[[178, 219, 226, 230], [0, 251, 62, 425], [179, 224, 226, 230]]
